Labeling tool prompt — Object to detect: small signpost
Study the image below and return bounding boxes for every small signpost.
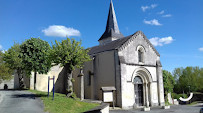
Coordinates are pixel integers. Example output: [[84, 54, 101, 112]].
[[48, 76, 55, 100], [101, 86, 116, 109]]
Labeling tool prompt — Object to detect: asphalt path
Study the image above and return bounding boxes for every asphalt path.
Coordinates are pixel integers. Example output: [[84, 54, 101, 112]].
[[110, 104, 203, 113], [0, 90, 46, 113]]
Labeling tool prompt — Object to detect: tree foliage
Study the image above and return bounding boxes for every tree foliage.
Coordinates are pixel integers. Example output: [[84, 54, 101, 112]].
[[3, 43, 22, 71], [50, 38, 90, 70], [3, 43, 25, 88], [163, 70, 175, 95], [173, 66, 203, 93], [50, 38, 90, 97], [0, 51, 13, 83], [20, 38, 51, 89]]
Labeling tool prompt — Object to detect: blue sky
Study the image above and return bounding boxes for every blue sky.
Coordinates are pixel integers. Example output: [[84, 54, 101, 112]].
[[0, 0, 202, 72]]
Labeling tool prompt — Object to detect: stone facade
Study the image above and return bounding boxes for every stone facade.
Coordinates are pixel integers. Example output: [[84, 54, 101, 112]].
[[74, 32, 165, 109]]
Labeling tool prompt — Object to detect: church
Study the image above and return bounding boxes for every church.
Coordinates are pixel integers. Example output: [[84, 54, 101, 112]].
[[72, 0, 165, 109], [13, 0, 165, 109]]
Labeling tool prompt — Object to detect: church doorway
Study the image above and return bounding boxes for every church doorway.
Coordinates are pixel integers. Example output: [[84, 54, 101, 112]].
[[134, 76, 144, 106]]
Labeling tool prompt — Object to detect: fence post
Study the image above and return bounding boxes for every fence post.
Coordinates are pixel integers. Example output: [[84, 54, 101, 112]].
[[53, 76, 55, 100], [48, 76, 50, 97]]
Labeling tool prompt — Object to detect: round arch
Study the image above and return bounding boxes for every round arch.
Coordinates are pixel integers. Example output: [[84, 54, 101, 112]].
[[131, 67, 153, 83], [136, 45, 146, 52]]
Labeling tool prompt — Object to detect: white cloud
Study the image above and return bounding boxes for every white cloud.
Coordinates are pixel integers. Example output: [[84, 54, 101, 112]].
[[141, 4, 157, 12], [42, 25, 81, 37], [162, 14, 172, 17], [199, 47, 203, 52], [0, 45, 2, 50], [143, 19, 162, 26], [158, 10, 165, 15], [151, 4, 158, 9], [149, 36, 173, 46], [141, 6, 150, 12]]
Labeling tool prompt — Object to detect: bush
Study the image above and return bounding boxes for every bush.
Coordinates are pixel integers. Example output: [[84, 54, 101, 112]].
[[172, 93, 188, 100]]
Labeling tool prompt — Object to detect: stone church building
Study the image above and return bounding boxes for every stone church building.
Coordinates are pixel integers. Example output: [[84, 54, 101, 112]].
[[72, 0, 165, 109], [13, 0, 165, 109]]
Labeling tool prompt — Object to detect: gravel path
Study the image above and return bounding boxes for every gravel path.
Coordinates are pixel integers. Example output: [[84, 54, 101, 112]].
[[0, 90, 46, 113]]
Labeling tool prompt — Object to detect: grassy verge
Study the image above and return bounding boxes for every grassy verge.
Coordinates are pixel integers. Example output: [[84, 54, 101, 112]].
[[189, 101, 198, 105], [29, 90, 99, 113]]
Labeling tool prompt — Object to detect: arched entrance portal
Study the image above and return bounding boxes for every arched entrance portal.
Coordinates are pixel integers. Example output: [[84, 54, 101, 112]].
[[132, 67, 153, 108], [134, 76, 143, 106]]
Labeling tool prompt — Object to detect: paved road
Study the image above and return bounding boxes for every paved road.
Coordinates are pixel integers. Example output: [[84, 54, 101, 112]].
[[0, 90, 45, 113], [110, 104, 203, 113]]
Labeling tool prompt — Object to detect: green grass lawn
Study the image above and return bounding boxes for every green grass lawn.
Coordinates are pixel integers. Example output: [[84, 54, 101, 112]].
[[29, 90, 99, 113]]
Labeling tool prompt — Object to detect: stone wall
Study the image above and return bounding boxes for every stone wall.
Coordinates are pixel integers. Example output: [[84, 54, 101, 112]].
[[0, 75, 14, 89], [117, 33, 164, 108], [74, 51, 116, 100], [30, 65, 66, 93]]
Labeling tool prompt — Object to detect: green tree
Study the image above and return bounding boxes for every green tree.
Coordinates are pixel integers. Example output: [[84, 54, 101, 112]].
[[173, 66, 203, 93], [20, 38, 51, 90], [0, 51, 13, 83], [50, 38, 90, 97], [163, 70, 175, 101], [3, 43, 25, 89]]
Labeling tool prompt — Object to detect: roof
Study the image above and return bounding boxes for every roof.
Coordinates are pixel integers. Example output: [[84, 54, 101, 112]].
[[89, 31, 160, 56], [98, 0, 123, 41], [89, 34, 132, 55], [101, 86, 116, 91]]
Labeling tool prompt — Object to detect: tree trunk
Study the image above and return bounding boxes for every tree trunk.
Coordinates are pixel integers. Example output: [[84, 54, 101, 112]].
[[66, 69, 73, 97], [34, 71, 36, 90], [17, 70, 24, 89]]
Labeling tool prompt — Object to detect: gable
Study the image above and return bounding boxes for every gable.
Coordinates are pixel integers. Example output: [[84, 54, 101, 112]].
[[118, 31, 160, 56], [118, 31, 160, 65]]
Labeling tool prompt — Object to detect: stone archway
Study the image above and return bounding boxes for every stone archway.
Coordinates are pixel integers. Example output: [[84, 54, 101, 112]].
[[132, 67, 152, 108]]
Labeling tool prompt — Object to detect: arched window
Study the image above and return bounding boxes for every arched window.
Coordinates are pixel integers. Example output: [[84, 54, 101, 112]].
[[137, 45, 145, 63], [138, 50, 143, 62]]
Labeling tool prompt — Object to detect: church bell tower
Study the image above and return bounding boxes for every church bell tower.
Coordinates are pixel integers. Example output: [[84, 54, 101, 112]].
[[98, 0, 124, 45]]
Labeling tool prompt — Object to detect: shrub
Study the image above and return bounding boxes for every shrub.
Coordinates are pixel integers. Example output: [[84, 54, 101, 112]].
[[172, 93, 188, 100]]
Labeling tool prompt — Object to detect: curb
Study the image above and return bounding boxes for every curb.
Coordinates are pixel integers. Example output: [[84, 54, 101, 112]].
[[83, 102, 109, 113]]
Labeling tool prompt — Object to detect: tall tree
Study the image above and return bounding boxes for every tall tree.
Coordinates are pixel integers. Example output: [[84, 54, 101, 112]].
[[3, 43, 25, 89], [173, 66, 203, 93], [163, 70, 175, 100], [0, 51, 13, 83], [50, 38, 90, 97], [20, 38, 51, 90]]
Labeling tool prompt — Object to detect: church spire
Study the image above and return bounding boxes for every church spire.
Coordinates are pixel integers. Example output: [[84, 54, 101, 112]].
[[98, 0, 124, 45]]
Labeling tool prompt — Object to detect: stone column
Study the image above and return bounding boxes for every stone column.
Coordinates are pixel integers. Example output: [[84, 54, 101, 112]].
[[91, 73, 94, 99], [78, 69, 84, 100], [156, 63, 165, 106], [145, 83, 149, 107]]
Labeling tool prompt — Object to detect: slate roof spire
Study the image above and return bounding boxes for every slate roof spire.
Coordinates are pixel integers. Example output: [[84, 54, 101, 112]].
[[98, 0, 124, 44]]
